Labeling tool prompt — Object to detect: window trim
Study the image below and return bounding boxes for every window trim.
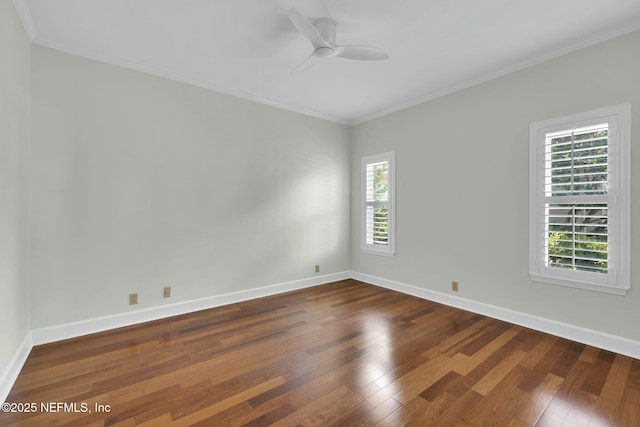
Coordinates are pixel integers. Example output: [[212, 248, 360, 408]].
[[361, 151, 396, 256], [529, 104, 631, 295]]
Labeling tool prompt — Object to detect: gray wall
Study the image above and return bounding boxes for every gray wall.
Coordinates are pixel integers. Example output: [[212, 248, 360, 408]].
[[351, 30, 640, 341], [0, 0, 31, 373], [30, 46, 351, 328]]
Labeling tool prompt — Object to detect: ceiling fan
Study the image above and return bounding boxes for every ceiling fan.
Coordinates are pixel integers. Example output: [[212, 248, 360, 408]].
[[287, 7, 388, 74]]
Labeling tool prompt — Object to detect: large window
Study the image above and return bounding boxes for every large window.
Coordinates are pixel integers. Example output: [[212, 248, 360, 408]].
[[529, 104, 630, 295], [361, 151, 395, 256]]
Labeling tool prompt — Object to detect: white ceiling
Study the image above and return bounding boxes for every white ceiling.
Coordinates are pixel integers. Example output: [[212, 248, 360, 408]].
[[15, 0, 640, 125]]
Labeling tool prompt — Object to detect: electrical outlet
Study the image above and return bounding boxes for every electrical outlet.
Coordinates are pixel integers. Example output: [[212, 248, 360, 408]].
[[129, 293, 138, 305], [163, 286, 171, 298], [451, 281, 459, 292], [315, 264, 320, 273]]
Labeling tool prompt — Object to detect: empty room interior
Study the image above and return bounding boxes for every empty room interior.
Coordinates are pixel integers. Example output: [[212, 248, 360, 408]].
[[2, 0, 640, 425]]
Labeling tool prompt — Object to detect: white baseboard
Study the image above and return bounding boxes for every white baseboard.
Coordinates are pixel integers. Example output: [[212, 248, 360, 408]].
[[0, 332, 33, 403], [31, 271, 351, 346], [351, 271, 640, 360]]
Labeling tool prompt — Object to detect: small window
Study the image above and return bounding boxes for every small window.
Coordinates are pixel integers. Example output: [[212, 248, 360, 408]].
[[361, 151, 395, 256], [529, 104, 630, 295]]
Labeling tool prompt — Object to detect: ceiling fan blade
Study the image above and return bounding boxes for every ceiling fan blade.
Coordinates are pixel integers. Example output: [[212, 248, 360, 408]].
[[334, 45, 389, 61], [287, 8, 329, 50], [291, 51, 321, 77]]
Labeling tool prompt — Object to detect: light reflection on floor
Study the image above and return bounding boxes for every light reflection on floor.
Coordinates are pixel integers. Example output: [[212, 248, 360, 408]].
[[535, 393, 611, 426]]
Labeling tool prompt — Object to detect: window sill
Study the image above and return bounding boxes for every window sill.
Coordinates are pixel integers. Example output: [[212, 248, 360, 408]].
[[530, 273, 628, 296], [361, 247, 395, 257]]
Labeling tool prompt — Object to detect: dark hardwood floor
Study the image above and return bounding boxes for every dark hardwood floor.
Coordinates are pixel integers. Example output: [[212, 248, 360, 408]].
[[2, 280, 639, 426]]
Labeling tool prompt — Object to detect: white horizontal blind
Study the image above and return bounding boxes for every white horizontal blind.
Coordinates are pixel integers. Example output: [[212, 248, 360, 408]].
[[365, 160, 389, 246], [544, 124, 609, 274]]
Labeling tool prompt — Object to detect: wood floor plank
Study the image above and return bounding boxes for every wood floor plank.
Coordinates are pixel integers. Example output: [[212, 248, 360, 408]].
[[376, 395, 434, 427], [267, 386, 361, 427], [471, 348, 527, 396], [581, 350, 616, 397], [519, 335, 557, 370], [451, 325, 523, 376], [462, 365, 530, 425], [590, 354, 633, 425], [356, 397, 402, 427], [515, 373, 564, 426], [1, 280, 638, 426], [626, 359, 640, 392], [169, 377, 286, 426], [476, 386, 530, 426], [619, 387, 640, 427]]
